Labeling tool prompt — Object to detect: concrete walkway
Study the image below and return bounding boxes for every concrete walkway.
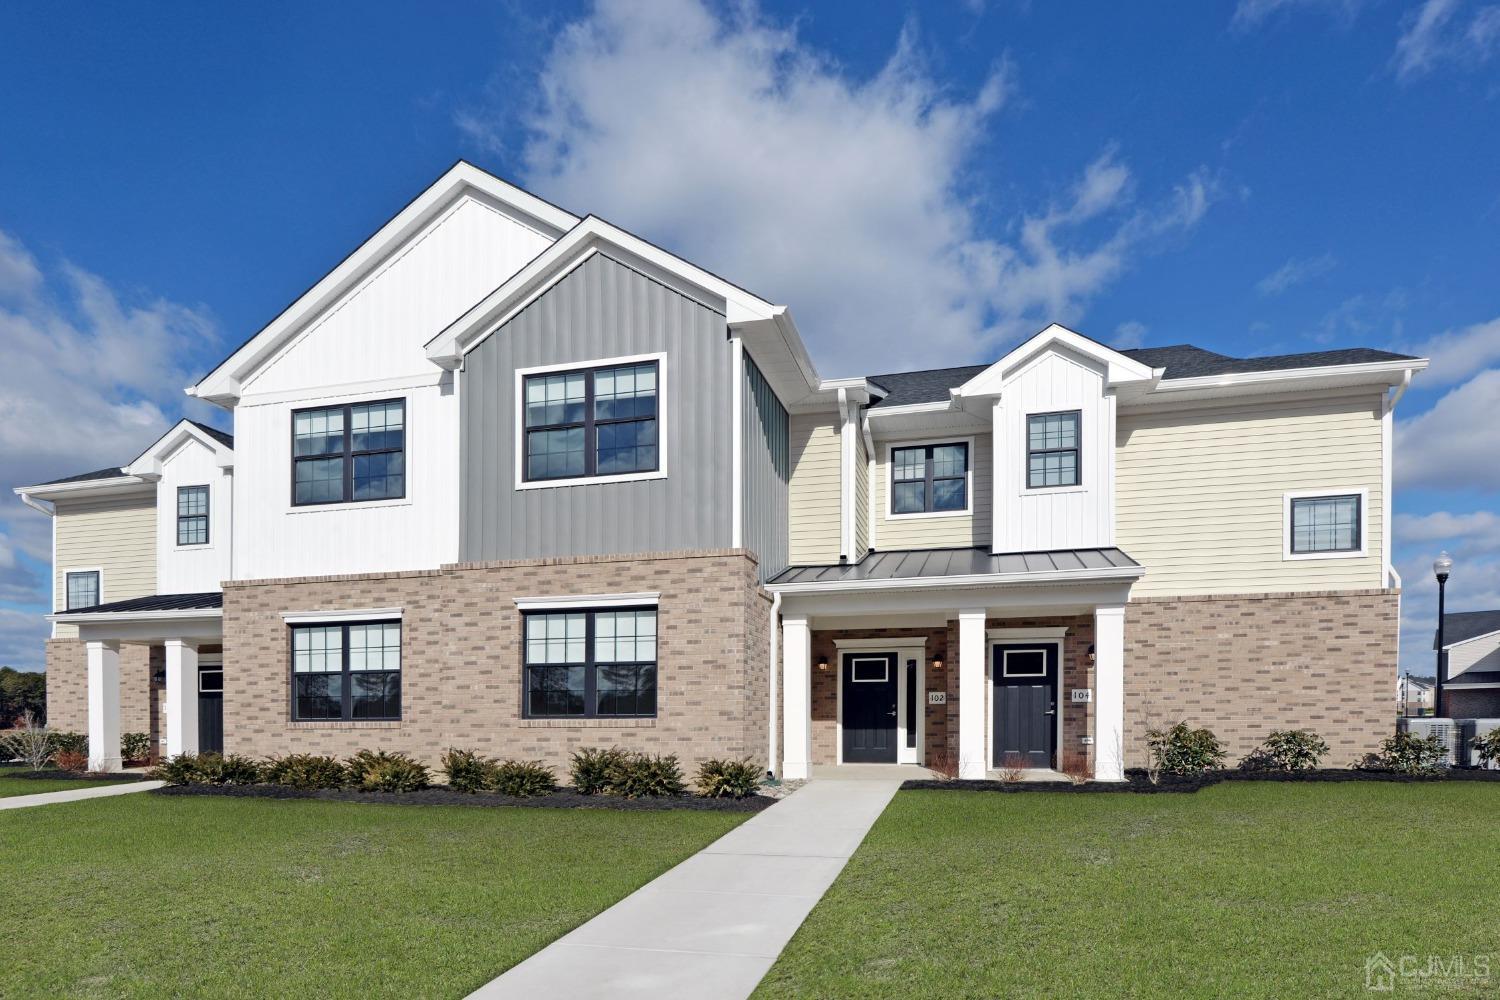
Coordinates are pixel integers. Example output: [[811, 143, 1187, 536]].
[[471, 777, 902, 1000], [0, 779, 164, 811]]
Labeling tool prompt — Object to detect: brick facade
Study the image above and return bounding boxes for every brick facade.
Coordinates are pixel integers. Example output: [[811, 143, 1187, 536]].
[[44, 639, 161, 744], [220, 549, 769, 775], [1123, 589, 1400, 768]]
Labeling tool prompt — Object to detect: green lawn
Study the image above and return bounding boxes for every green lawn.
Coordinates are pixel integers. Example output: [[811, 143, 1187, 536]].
[[0, 773, 136, 797], [756, 783, 1500, 999], [0, 793, 748, 998]]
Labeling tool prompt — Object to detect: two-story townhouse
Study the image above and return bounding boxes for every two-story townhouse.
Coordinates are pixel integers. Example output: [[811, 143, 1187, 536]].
[[17, 161, 1426, 779]]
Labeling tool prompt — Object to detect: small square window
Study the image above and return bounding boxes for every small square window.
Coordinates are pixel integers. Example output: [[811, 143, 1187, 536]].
[[1290, 495, 1362, 554], [65, 571, 100, 610]]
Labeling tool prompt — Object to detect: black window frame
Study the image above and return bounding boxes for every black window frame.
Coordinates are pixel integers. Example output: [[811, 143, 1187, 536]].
[[889, 441, 970, 515], [1026, 410, 1082, 489], [521, 360, 660, 483], [521, 606, 658, 719], [65, 570, 100, 610], [176, 484, 210, 546], [288, 619, 402, 722], [1289, 493, 1363, 554], [290, 397, 406, 507]]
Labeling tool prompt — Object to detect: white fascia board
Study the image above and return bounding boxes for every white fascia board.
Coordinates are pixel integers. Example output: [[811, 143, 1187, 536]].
[[428, 216, 782, 367], [766, 564, 1144, 596], [47, 608, 223, 625], [954, 324, 1158, 399], [124, 420, 234, 478], [1149, 359, 1428, 395], [14, 475, 151, 503], [282, 607, 404, 624], [190, 162, 578, 402], [1441, 629, 1500, 651], [514, 592, 660, 611]]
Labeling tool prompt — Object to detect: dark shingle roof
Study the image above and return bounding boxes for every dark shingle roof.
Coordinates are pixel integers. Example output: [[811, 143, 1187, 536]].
[[190, 421, 234, 448], [54, 592, 223, 616], [35, 466, 129, 487], [771, 546, 1140, 586], [865, 344, 1420, 407], [1437, 610, 1500, 649], [1447, 670, 1500, 687]]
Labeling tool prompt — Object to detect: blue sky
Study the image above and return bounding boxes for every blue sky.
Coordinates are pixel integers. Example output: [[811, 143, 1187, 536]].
[[0, 0, 1496, 673]]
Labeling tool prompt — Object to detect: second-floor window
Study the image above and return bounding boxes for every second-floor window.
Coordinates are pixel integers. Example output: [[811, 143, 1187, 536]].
[[1027, 411, 1081, 488], [523, 360, 658, 482], [177, 485, 209, 545], [891, 442, 969, 515], [292, 399, 405, 505], [1290, 494, 1362, 554], [66, 570, 100, 610]]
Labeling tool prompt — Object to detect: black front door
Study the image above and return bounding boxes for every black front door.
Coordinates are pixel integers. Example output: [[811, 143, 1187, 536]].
[[842, 653, 898, 763], [198, 665, 224, 754], [992, 644, 1057, 769]]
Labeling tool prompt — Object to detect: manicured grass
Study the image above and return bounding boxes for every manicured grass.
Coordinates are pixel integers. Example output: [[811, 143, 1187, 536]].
[[756, 783, 1500, 999], [0, 773, 136, 797], [0, 793, 747, 998]]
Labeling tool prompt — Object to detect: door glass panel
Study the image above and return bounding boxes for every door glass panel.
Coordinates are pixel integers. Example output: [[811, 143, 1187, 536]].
[[1002, 650, 1047, 678]]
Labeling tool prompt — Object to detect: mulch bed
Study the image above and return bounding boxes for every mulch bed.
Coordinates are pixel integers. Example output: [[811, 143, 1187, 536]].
[[902, 767, 1500, 795], [3, 768, 151, 783], [153, 783, 777, 812]]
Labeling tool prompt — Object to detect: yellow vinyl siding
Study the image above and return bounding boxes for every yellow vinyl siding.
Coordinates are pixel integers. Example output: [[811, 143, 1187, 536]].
[[874, 434, 992, 551], [53, 493, 157, 637], [788, 412, 841, 565], [1116, 392, 1385, 597]]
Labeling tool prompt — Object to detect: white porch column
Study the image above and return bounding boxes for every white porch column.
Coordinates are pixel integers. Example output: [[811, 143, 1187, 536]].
[[165, 639, 200, 758], [958, 608, 988, 779], [781, 614, 813, 780], [86, 641, 121, 772], [1094, 604, 1126, 781]]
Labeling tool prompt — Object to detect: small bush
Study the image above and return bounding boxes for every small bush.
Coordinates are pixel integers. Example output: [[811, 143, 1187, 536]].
[[53, 749, 88, 773], [440, 748, 500, 793], [150, 754, 200, 785], [570, 746, 629, 795], [926, 747, 960, 782], [121, 732, 152, 762], [1240, 729, 1329, 772], [607, 752, 686, 798], [1145, 723, 1226, 775], [51, 731, 87, 758], [1359, 731, 1448, 774], [1060, 751, 1092, 786], [1473, 729, 1500, 768], [193, 753, 264, 786], [695, 757, 761, 799], [492, 760, 557, 797], [348, 749, 430, 792], [264, 753, 348, 790]]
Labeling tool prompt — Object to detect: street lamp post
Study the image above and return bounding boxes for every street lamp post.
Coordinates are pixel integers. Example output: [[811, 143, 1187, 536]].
[[1434, 552, 1453, 718]]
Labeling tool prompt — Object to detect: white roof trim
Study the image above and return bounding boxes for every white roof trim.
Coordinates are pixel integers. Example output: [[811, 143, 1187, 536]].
[[189, 162, 578, 403], [46, 608, 223, 625], [514, 592, 660, 611], [1441, 628, 1500, 651], [1152, 358, 1428, 394], [766, 564, 1144, 596], [14, 474, 150, 503], [954, 324, 1159, 399], [124, 420, 233, 478]]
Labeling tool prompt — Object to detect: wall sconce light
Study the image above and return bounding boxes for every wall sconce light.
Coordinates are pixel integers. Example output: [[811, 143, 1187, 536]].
[[932, 656, 944, 672], [816, 655, 829, 671], [1086, 644, 1096, 664]]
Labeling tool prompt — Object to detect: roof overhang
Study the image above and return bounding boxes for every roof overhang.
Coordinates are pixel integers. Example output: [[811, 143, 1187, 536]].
[[767, 562, 1144, 597], [188, 161, 579, 406], [14, 474, 152, 510], [47, 607, 223, 644], [1126, 358, 1429, 409], [124, 420, 233, 479], [1440, 628, 1500, 651], [953, 325, 1161, 402]]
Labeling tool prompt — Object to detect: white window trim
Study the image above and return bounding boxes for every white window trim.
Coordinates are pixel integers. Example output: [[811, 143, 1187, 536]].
[[884, 435, 975, 520], [832, 637, 927, 766], [1282, 488, 1368, 561], [282, 607, 404, 624], [198, 667, 224, 694], [513, 351, 669, 491], [63, 566, 105, 611], [514, 592, 660, 611]]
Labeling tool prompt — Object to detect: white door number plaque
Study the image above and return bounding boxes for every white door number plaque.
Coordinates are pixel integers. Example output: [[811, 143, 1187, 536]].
[[1070, 688, 1093, 703], [927, 691, 947, 705]]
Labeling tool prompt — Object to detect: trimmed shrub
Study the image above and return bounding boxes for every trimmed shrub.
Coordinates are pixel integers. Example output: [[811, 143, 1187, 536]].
[[264, 753, 348, 790], [695, 757, 761, 799], [51, 731, 87, 758], [607, 752, 686, 799], [1240, 729, 1329, 772], [348, 750, 430, 792], [193, 753, 264, 786], [492, 760, 557, 797], [570, 746, 628, 795], [121, 732, 152, 762], [1473, 729, 1500, 768], [150, 754, 200, 785], [1145, 723, 1226, 775], [1359, 732, 1447, 774], [440, 748, 500, 793], [53, 749, 88, 773]]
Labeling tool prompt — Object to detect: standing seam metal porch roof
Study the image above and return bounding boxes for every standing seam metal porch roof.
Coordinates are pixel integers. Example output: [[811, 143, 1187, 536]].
[[768, 546, 1140, 586]]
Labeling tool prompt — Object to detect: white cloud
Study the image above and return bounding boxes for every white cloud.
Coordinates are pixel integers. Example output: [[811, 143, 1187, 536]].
[[459, 0, 1220, 374], [1255, 252, 1336, 296], [1395, 368, 1500, 490], [1396, 510, 1500, 551], [1393, 0, 1500, 81], [1231, 0, 1365, 30], [1402, 315, 1500, 388], [1112, 320, 1147, 350]]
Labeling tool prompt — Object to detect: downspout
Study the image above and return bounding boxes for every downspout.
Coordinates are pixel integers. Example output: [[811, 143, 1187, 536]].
[[767, 589, 781, 779], [836, 388, 853, 562]]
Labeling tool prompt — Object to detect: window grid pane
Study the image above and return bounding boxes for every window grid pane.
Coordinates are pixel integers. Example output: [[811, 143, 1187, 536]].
[[293, 407, 345, 457], [1026, 413, 1080, 488], [292, 626, 343, 674], [1292, 496, 1360, 553], [66, 572, 99, 610]]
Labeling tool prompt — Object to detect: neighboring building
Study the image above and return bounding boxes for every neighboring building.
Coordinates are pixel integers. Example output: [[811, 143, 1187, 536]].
[[1397, 675, 1435, 717], [15, 162, 1427, 778], [1435, 611, 1500, 718]]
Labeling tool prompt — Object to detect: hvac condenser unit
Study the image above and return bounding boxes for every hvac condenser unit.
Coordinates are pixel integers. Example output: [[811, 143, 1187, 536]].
[[1398, 717, 1461, 766], [1464, 719, 1500, 769]]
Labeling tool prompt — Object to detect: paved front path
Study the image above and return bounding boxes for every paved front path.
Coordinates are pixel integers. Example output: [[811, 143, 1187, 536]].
[[470, 778, 902, 1000], [0, 780, 164, 811]]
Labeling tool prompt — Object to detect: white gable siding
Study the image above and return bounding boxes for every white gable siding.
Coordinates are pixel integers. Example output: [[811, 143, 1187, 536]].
[[992, 351, 1114, 552], [156, 438, 232, 594]]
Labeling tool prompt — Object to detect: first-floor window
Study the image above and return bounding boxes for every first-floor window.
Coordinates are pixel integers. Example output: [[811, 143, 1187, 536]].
[[524, 608, 657, 718], [1290, 494, 1362, 554], [291, 621, 401, 720], [66, 571, 100, 610]]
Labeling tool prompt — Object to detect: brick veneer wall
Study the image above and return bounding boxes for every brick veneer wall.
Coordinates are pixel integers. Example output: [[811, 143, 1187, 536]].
[[221, 550, 769, 775], [1123, 589, 1399, 768], [44, 639, 157, 739]]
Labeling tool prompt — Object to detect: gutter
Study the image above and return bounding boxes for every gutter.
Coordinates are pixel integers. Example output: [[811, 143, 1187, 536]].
[[1151, 358, 1428, 393]]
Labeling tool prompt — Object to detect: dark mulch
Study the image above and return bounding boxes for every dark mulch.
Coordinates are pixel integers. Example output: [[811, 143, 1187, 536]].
[[153, 783, 778, 811], [2, 768, 150, 783], [902, 767, 1500, 795]]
